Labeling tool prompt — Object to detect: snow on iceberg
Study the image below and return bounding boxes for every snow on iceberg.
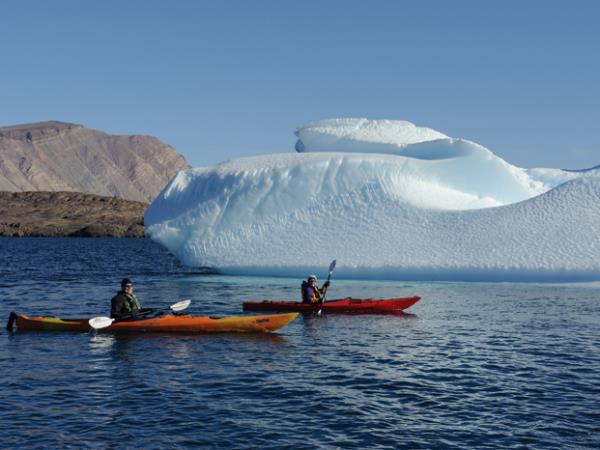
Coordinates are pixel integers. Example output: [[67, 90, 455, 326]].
[[145, 119, 600, 281], [294, 118, 448, 153]]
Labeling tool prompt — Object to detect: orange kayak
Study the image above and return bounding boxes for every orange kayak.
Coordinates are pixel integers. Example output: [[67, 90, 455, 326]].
[[7, 311, 299, 333]]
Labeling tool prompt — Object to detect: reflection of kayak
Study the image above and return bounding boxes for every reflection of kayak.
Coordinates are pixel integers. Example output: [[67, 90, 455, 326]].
[[6, 312, 299, 333], [243, 296, 421, 314]]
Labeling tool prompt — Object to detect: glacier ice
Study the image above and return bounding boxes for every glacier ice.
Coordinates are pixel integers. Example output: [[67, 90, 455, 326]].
[[145, 119, 600, 281], [294, 118, 448, 153]]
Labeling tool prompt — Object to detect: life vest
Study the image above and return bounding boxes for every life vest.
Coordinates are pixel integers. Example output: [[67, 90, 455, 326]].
[[301, 281, 310, 303], [111, 291, 142, 317], [301, 281, 321, 304]]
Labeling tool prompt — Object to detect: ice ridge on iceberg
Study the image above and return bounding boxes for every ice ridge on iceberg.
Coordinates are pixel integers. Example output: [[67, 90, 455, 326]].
[[294, 118, 448, 153], [145, 118, 600, 281]]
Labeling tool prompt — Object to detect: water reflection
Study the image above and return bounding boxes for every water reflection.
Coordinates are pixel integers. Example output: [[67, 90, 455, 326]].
[[87, 331, 291, 364], [88, 333, 116, 352]]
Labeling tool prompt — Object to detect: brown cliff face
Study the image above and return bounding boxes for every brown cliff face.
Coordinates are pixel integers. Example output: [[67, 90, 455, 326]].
[[0, 191, 147, 237], [0, 121, 190, 203]]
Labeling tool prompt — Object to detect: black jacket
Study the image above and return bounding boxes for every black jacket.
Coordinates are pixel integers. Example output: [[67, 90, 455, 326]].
[[110, 291, 142, 319]]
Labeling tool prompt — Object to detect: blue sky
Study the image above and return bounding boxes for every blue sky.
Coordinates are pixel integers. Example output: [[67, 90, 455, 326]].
[[1, 0, 598, 169]]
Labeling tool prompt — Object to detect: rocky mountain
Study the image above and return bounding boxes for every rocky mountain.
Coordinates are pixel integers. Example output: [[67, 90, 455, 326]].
[[0, 121, 190, 202]]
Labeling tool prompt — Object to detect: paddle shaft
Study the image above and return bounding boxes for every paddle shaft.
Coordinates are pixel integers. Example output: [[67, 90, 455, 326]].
[[89, 300, 191, 330], [115, 299, 191, 321], [317, 260, 336, 315], [321, 273, 333, 302], [114, 307, 156, 321]]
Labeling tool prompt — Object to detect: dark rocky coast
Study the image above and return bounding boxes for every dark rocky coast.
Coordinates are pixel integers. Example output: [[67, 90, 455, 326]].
[[0, 191, 147, 237]]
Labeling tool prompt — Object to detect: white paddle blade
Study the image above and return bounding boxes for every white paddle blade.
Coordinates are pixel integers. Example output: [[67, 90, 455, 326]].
[[88, 317, 115, 330], [170, 299, 191, 312]]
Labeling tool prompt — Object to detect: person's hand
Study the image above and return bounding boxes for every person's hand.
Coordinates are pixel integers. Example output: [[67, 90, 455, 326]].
[[323, 281, 330, 288]]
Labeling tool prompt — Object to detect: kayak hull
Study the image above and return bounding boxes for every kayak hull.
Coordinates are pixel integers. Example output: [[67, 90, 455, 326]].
[[242, 296, 421, 314], [8, 312, 299, 333]]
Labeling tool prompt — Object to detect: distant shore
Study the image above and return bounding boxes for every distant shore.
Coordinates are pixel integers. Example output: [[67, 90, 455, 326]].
[[0, 191, 147, 237]]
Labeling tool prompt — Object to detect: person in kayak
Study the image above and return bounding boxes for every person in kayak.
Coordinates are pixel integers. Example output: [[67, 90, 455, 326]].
[[301, 275, 330, 304], [111, 278, 145, 319]]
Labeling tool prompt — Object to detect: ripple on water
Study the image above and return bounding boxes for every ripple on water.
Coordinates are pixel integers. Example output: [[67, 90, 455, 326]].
[[1, 239, 600, 449]]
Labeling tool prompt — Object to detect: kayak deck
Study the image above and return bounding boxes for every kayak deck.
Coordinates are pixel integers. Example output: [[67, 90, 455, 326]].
[[242, 296, 421, 313], [7, 312, 299, 333]]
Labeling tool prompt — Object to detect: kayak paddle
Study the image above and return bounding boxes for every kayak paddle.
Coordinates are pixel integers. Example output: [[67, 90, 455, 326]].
[[317, 260, 336, 316], [88, 299, 192, 330]]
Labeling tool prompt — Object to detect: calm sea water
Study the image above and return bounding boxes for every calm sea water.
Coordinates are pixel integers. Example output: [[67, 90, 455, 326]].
[[1, 238, 599, 449]]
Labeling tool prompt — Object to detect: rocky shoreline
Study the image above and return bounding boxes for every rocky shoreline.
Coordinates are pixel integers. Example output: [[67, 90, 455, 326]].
[[0, 191, 148, 237]]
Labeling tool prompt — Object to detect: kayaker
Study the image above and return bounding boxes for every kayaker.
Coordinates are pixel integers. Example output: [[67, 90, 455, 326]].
[[110, 278, 144, 319], [301, 275, 330, 304]]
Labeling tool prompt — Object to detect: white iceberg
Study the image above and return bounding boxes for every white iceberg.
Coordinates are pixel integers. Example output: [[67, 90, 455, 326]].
[[145, 118, 600, 281]]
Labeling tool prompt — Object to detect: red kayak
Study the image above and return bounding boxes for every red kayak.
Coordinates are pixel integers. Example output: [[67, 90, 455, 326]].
[[242, 296, 421, 314]]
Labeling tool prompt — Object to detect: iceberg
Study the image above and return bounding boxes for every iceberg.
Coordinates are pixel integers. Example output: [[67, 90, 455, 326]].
[[145, 119, 600, 281]]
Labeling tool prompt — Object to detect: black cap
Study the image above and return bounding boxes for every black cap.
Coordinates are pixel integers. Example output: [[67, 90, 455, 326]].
[[121, 278, 133, 287]]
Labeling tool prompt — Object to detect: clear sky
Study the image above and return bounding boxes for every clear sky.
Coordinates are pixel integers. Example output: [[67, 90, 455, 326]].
[[1, 0, 599, 169]]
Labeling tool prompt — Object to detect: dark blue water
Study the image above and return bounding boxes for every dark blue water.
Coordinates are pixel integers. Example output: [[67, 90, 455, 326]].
[[1, 238, 599, 449]]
